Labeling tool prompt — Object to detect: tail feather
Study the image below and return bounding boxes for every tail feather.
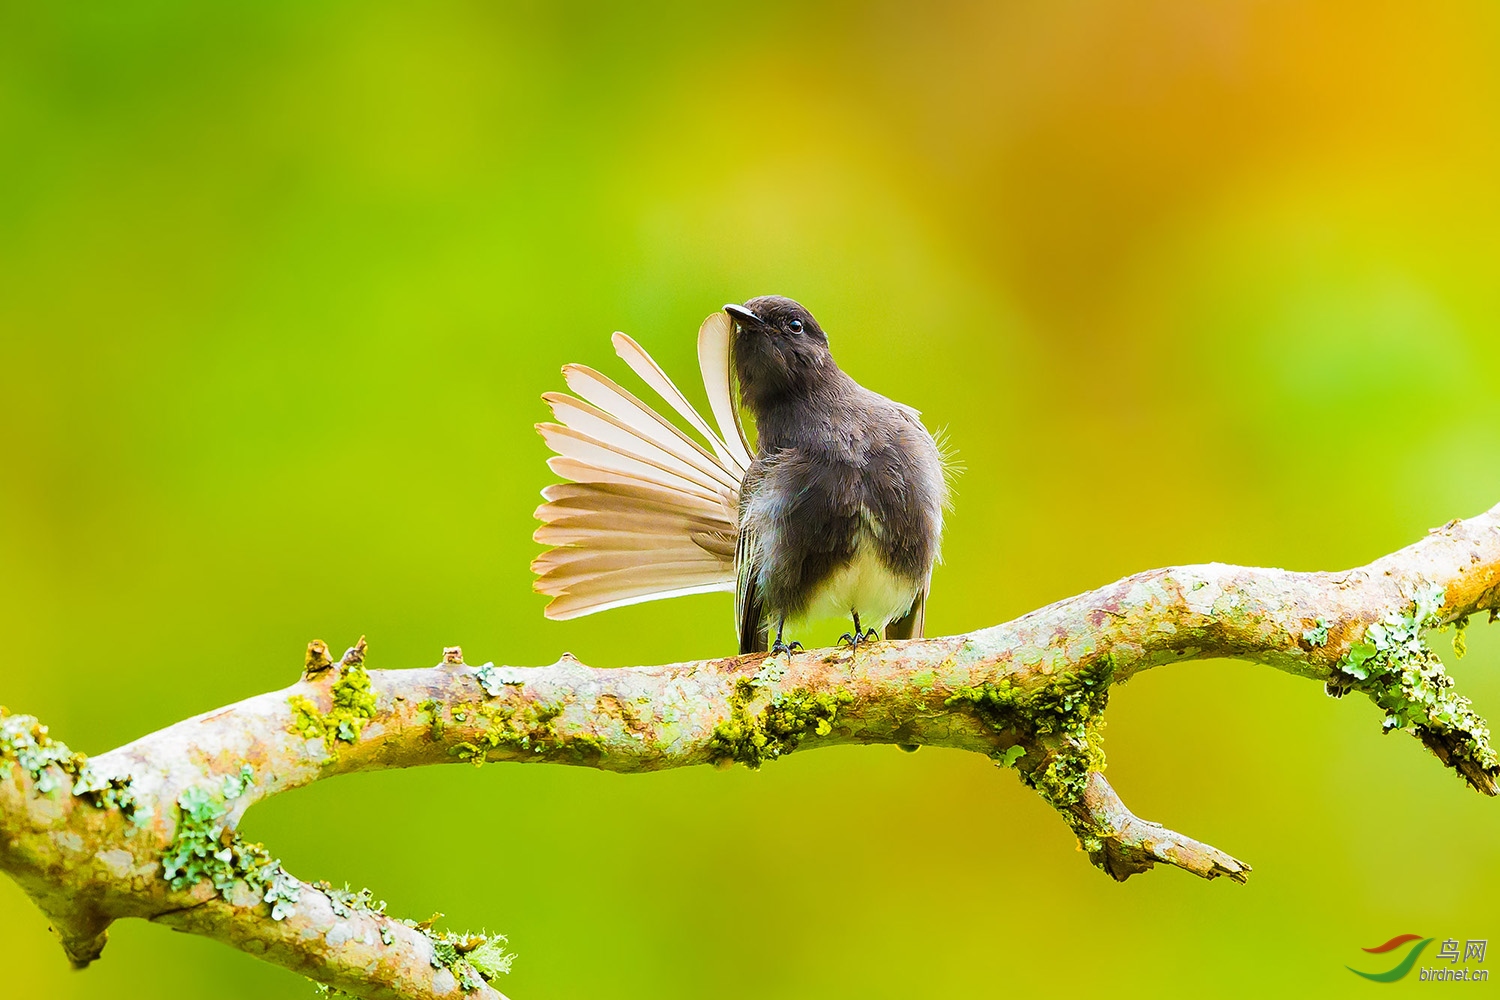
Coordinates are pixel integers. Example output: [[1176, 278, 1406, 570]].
[[536, 507, 728, 539], [533, 315, 751, 621], [543, 456, 720, 513], [612, 332, 748, 477], [543, 394, 739, 495], [533, 542, 722, 572], [535, 523, 728, 549], [540, 568, 736, 620], [539, 481, 727, 515], [559, 367, 738, 487], [695, 311, 754, 471]]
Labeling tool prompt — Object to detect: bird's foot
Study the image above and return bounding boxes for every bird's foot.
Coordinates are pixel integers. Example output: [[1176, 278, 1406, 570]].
[[839, 628, 881, 650], [770, 639, 803, 656]]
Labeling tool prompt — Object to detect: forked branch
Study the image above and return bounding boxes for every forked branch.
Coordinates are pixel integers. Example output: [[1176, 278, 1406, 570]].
[[3, 503, 1499, 998]]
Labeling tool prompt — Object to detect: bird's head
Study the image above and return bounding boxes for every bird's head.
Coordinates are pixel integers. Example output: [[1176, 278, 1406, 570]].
[[723, 295, 834, 407]]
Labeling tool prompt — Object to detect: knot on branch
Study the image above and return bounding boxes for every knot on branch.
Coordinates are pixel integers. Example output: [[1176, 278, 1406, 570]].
[[341, 636, 368, 667], [289, 651, 379, 751], [304, 640, 334, 676]]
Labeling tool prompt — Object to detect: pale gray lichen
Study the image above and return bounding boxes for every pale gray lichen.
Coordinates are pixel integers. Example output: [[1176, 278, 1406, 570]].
[[0, 709, 139, 821], [306, 922, 512, 996], [1331, 583, 1497, 786], [425, 928, 514, 991], [474, 664, 527, 697], [1302, 618, 1329, 647], [161, 764, 301, 920], [314, 880, 388, 920]]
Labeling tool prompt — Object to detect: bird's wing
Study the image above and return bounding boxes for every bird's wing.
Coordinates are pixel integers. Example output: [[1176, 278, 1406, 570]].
[[533, 314, 750, 621], [884, 403, 949, 643], [733, 469, 767, 653]]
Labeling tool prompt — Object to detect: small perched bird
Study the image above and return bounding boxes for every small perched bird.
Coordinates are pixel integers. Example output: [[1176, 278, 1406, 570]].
[[532, 296, 948, 655]]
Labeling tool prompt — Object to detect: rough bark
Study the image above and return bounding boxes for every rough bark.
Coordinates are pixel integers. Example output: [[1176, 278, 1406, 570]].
[[3, 503, 1498, 998]]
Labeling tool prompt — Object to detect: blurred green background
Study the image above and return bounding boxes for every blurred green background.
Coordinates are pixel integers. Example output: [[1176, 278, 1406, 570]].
[[3, 2, 1499, 997]]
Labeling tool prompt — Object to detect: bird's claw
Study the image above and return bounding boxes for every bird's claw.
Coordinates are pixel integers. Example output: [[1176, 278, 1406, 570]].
[[839, 628, 882, 650], [770, 639, 803, 656]]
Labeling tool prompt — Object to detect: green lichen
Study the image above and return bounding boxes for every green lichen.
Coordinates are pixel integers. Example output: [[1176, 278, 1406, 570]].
[[431, 937, 460, 967], [945, 653, 1114, 809], [1330, 584, 1498, 786], [441, 697, 602, 765], [314, 880, 388, 920], [709, 681, 855, 768], [288, 663, 378, 750], [463, 936, 516, 979], [0, 708, 140, 822], [1303, 618, 1330, 648], [301, 883, 513, 992], [565, 732, 608, 756], [411, 922, 514, 993], [298, 893, 516, 995], [1453, 615, 1469, 659], [161, 764, 301, 920], [431, 929, 514, 992], [418, 698, 446, 741]]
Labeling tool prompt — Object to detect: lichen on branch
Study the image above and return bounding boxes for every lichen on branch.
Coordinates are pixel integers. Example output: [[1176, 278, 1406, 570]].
[[160, 764, 301, 920], [1, 708, 140, 821], [709, 672, 856, 767], [945, 650, 1114, 812], [1327, 583, 1497, 792], [1, 501, 1498, 998], [288, 639, 379, 749]]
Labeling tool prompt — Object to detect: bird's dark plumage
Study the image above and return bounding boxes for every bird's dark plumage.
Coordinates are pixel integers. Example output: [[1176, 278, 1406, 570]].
[[726, 296, 946, 653], [531, 296, 947, 656]]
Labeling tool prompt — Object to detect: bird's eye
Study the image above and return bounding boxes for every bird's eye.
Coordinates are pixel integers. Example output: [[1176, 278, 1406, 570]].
[[788, 319, 804, 334]]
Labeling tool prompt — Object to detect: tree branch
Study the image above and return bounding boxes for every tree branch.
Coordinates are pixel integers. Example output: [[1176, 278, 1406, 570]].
[[3, 502, 1498, 997]]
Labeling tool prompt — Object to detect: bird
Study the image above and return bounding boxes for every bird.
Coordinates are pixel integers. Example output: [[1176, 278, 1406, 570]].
[[531, 296, 948, 655]]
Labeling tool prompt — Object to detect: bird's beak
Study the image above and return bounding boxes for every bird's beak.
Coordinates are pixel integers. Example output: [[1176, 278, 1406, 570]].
[[723, 303, 760, 327]]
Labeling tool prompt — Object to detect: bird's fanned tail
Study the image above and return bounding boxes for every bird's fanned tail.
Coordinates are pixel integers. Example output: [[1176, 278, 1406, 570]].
[[532, 313, 751, 623]]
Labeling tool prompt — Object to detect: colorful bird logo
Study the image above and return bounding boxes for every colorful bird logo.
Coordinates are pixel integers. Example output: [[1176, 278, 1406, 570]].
[[1348, 935, 1434, 982]]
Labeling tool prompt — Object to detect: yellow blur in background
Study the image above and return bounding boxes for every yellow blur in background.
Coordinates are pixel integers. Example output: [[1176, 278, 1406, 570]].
[[3, 2, 1499, 997]]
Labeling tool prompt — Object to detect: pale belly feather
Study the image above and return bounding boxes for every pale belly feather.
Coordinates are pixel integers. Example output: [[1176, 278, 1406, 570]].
[[797, 533, 920, 632]]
